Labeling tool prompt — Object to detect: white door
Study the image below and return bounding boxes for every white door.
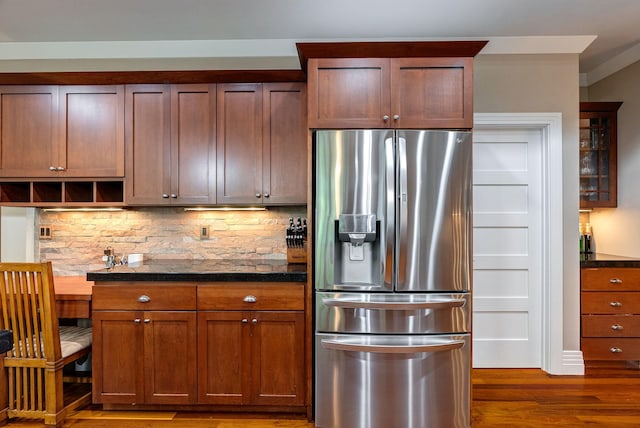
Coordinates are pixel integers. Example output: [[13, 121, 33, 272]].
[[472, 127, 543, 368]]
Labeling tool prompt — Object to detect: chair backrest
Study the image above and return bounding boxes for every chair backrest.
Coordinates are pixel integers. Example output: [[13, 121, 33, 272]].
[[0, 261, 62, 363]]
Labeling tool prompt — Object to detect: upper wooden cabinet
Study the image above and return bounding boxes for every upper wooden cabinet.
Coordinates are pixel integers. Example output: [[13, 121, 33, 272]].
[[217, 82, 307, 205], [579, 102, 622, 209], [0, 85, 124, 178], [307, 57, 474, 129], [125, 84, 216, 205]]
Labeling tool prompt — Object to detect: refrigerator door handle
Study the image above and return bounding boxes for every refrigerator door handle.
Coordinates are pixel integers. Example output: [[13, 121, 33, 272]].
[[322, 297, 466, 310], [384, 135, 396, 288], [321, 339, 465, 354], [397, 136, 408, 289]]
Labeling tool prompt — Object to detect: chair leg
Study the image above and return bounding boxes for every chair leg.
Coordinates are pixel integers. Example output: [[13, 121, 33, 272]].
[[43, 363, 65, 428], [0, 356, 7, 427]]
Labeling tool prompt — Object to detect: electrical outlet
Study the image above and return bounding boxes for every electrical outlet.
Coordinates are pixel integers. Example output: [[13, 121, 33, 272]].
[[199, 226, 209, 240], [39, 226, 52, 240]]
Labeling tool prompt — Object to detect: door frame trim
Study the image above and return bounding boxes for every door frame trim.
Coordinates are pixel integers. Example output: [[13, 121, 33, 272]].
[[474, 113, 582, 375]]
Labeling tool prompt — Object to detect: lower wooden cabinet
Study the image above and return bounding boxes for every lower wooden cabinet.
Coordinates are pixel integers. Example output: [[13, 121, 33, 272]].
[[198, 310, 304, 406], [92, 310, 197, 404], [581, 267, 640, 360], [91, 281, 305, 410]]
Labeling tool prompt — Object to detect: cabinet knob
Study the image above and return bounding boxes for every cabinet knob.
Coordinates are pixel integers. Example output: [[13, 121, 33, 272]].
[[243, 295, 257, 303], [144, 319, 151, 324], [609, 278, 623, 284], [57, 166, 65, 171], [263, 192, 270, 198], [134, 318, 141, 324], [138, 295, 151, 303], [610, 301, 622, 307], [611, 324, 624, 331], [242, 318, 248, 324], [383, 115, 390, 121], [393, 114, 400, 121], [170, 194, 177, 199], [49, 166, 57, 171], [255, 193, 261, 198], [610, 347, 623, 353], [252, 318, 258, 324], [162, 193, 170, 198]]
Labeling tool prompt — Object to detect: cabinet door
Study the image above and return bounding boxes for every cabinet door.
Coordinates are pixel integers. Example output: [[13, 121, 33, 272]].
[[217, 83, 263, 204], [125, 84, 172, 205], [170, 84, 217, 205], [250, 311, 305, 406], [144, 311, 197, 404], [92, 311, 145, 404], [579, 103, 621, 208], [391, 57, 474, 129], [59, 85, 125, 177], [198, 310, 250, 404], [262, 83, 307, 205], [0, 86, 58, 177], [308, 58, 390, 129]]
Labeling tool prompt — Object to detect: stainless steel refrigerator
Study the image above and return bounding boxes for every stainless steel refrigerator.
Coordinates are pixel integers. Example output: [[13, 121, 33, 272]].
[[314, 129, 472, 428]]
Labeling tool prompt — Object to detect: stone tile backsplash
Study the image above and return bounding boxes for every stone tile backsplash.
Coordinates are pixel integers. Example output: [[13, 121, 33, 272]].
[[38, 206, 306, 276]]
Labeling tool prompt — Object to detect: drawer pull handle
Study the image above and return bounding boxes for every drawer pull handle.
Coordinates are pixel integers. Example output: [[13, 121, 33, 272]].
[[138, 295, 151, 303], [610, 347, 623, 353], [609, 278, 623, 284], [610, 301, 622, 307], [243, 295, 257, 303], [611, 324, 624, 331]]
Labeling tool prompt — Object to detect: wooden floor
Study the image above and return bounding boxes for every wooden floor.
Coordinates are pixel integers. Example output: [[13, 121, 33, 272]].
[[4, 366, 640, 427]]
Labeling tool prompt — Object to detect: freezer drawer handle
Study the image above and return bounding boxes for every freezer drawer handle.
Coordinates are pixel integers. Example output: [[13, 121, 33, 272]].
[[321, 339, 465, 354], [322, 298, 465, 310]]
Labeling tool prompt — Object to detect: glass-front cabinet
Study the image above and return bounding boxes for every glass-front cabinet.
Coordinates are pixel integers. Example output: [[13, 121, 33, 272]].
[[579, 102, 622, 209]]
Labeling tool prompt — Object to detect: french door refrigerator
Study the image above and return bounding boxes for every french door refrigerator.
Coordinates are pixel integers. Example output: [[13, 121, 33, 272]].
[[314, 129, 472, 428]]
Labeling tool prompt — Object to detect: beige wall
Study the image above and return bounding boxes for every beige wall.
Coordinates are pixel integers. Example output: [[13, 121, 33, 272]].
[[38, 206, 305, 276], [584, 60, 640, 257], [474, 53, 581, 350]]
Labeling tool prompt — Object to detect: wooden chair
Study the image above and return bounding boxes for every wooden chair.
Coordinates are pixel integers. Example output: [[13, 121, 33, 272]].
[[0, 262, 92, 427]]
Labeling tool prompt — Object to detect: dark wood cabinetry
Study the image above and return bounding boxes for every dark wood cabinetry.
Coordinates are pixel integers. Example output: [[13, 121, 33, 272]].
[[579, 102, 622, 209], [92, 284, 198, 405], [217, 83, 307, 205], [125, 84, 217, 205], [581, 267, 640, 361], [92, 282, 305, 410], [307, 57, 473, 129], [0, 85, 125, 205], [0, 85, 124, 178], [197, 283, 305, 406]]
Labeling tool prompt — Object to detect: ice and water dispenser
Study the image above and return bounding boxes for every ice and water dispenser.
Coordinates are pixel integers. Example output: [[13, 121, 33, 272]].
[[334, 213, 381, 286]]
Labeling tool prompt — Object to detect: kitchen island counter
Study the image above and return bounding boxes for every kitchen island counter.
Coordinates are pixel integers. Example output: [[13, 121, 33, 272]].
[[580, 253, 640, 268], [86, 259, 307, 282]]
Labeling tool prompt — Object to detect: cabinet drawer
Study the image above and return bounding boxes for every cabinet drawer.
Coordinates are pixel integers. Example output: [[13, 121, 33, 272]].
[[582, 338, 640, 360], [198, 283, 304, 310], [581, 292, 640, 314], [93, 283, 197, 310], [581, 268, 640, 291], [581, 315, 640, 337]]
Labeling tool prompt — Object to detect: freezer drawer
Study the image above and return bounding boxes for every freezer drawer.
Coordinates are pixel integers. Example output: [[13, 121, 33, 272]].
[[315, 333, 471, 428], [316, 292, 470, 334]]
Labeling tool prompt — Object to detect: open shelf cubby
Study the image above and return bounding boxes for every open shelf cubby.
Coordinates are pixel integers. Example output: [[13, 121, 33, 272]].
[[0, 180, 124, 206]]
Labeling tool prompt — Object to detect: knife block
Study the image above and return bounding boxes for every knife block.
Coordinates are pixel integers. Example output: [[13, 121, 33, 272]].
[[287, 240, 307, 264]]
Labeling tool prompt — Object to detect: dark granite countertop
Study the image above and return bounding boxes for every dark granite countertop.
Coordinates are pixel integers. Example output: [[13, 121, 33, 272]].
[[86, 259, 307, 283], [580, 253, 640, 268]]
